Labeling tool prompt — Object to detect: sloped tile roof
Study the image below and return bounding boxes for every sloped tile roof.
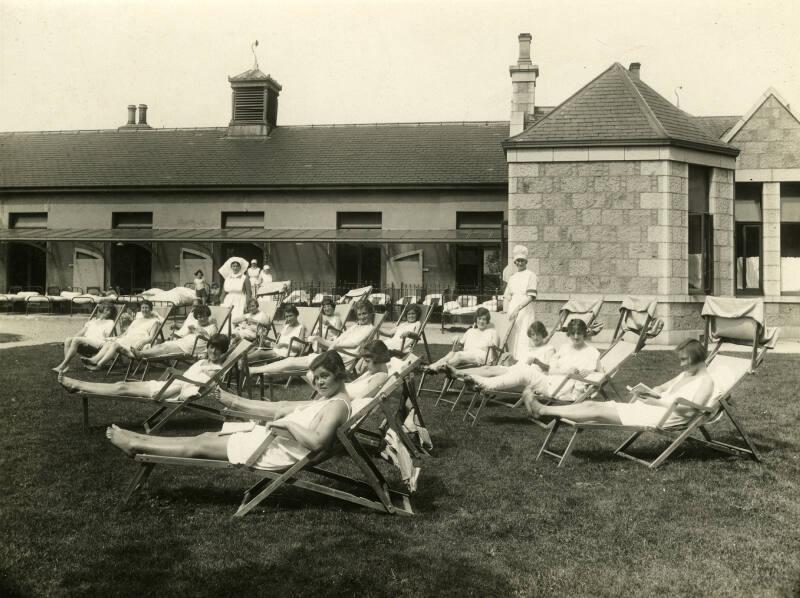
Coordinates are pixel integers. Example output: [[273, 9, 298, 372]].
[[506, 63, 738, 156], [693, 115, 740, 140], [0, 122, 509, 190]]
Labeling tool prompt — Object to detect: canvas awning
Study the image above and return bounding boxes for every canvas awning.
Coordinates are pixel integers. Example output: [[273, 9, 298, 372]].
[[0, 227, 502, 243]]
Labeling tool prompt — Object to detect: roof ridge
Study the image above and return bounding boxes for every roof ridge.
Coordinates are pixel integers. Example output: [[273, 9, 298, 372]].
[[506, 62, 621, 141], [618, 64, 669, 139], [0, 127, 228, 136]]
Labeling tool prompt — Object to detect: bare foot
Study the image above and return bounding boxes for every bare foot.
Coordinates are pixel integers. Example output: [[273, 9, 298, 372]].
[[52, 366, 64, 373], [526, 397, 545, 418], [58, 372, 78, 393], [443, 363, 460, 379], [106, 425, 137, 458]]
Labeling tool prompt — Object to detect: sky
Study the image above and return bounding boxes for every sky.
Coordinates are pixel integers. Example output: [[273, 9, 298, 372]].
[[1, 0, 799, 132]]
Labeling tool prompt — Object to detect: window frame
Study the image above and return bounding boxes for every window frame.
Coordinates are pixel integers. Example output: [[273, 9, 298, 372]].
[[9, 212, 48, 229], [688, 165, 713, 295], [112, 212, 153, 229], [221, 211, 265, 229], [336, 212, 382, 230]]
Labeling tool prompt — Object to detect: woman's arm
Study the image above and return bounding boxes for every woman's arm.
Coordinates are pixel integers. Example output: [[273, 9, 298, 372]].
[[270, 401, 348, 452], [350, 372, 389, 399], [671, 376, 715, 415], [331, 325, 371, 350]]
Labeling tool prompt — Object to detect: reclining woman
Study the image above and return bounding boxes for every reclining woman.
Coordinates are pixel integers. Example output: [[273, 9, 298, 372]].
[[107, 351, 353, 471], [82, 300, 161, 371], [446, 320, 555, 392], [231, 298, 270, 343], [424, 307, 500, 374], [519, 318, 602, 402], [380, 304, 422, 354], [219, 340, 391, 417], [250, 300, 376, 377], [246, 303, 307, 364], [53, 303, 118, 373], [60, 334, 231, 402], [320, 297, 343, 339], [525, 339, 715, 426], [133, 304, 218, 359]]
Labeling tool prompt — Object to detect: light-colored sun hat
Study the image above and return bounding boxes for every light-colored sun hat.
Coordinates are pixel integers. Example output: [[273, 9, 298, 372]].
[[512, 245, 529, 261]]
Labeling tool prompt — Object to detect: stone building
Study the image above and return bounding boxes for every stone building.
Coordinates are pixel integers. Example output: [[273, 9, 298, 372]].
[[504, 35, 799, 341]]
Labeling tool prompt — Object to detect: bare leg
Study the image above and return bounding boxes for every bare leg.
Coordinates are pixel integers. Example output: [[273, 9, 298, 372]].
[[453, 365, 509, 380], [136, 342, 184, 359], [250, 354, 314, 376], [524, 394, 622, 424], [59, 373, 179, 400], [55, 338, 99, 372], [84, 342, 114, 366], [107, 425, 229, 459], [93, 342, 122, 368], [425, 352, 455, 373]]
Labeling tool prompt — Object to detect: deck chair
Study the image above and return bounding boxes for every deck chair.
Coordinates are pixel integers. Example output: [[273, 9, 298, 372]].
[[124, 372, 414, 517], [536, 352, 763, 468], [125, 305, 233, 381], [66, 340, 252, 432], [419, 312, 515, 410], [140, 340, 255, 434], [380, 302, 435, 363], [338, 285, 372, 304], [254, 313, 387, 400], [545, 297, 605, 348], [701, 296, 779, 372], [105, 305, 174, 376], [322, 303, 353, 339]]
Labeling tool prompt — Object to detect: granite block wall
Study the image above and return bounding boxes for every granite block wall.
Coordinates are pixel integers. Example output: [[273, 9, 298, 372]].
[[732, 96, 800, 170]]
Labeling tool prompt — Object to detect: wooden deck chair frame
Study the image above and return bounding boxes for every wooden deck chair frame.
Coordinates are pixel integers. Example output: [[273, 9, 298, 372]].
[[256, 312, 387, 400], [324, 303, 357, 339], [419, 311, 516, 411], [536, 353, 763, 468], [126, 305, 234, 381], [106, 305, 174, 377], [68, 340, 252, 433], [124, 372, 413, 517], [545, 298, 605, 346], [140, 340, 255, 434], [381, 302, 434, 363]]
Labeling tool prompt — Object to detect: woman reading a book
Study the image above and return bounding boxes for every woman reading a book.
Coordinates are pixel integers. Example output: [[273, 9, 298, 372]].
[[524, 338, 716, 426]]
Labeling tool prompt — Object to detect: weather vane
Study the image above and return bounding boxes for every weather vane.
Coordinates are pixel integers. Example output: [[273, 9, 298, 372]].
[[251, 40, 260, 70]]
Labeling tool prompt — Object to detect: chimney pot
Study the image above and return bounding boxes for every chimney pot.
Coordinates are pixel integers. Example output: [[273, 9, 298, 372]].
[[138, 104, 148, 125], [629, 62, 641, 80], [517, 33, 533, 65], [126, 105, 136, 125]]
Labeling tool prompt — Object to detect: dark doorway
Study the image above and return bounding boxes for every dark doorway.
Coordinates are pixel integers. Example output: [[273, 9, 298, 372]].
[[735, 222, 762, 294], [7, 242, 46, 292], [455, 246, 481, 291], [221, 243, 264, 267], [111, 243, 151, 294], [336, 244, 381, 288]]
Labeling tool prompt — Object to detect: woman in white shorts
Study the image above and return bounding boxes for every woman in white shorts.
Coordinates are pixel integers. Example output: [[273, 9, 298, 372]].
[[53, 303, 117, 373], [106, 351, 353, 473], [231, 299, 270, 343], [380, 304, 422, 354], [525, 339, 715, 427], [82, 300, 161, 371], [133, 304, 218, 359], [425, 307, 499, 373], [60, 334, 230, 401]]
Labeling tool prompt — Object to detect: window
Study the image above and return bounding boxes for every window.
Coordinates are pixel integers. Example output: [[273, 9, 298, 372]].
[[337, 212, 381, 229], [9, 212, 47, 229], [456, 211, 504, 229], [781, 183, 800, 294], [688, 165, 713, 294], [735, 183, 762, 295], [222, 212, 264, 228], [112, 212, 152, 229]]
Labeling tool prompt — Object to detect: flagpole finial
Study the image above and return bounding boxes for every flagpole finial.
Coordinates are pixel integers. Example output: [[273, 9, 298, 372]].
[[251, 40, 260, 70]]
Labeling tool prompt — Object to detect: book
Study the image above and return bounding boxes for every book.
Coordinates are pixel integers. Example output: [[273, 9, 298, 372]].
[[626, 383, 661, 398]]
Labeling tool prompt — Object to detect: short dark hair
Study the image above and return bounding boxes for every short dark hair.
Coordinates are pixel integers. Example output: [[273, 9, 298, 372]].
[[405, 304, 422, 320], [354, 299, 375, 317], [194, 270, 203, 277], [361, 340, 390, 364], [310, 350, 348, 381], [566, 318, 588, 337], [97, 304, 117, 320], [321, 296, 336, 307], [192, 304, 211, 319], [475, 307, 491, 321], [676, 338, 706, 365], [527, 321, 548, 338], [123, 302, 139, 312], [207, 333, 230, 355], [283, 304, 299, 317], [140, 299, 154, 309]]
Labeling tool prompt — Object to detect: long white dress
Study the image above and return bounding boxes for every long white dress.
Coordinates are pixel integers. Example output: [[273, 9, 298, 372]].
[[222, 274, 248, 320], [503, 269, 537, 359]]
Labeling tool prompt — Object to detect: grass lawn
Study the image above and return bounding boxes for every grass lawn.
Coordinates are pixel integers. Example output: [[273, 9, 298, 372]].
[[1, 343, 799, 597]]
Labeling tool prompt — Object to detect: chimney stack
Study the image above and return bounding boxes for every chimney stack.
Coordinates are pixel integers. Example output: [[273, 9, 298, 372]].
[[138, 104, 148, 126], [126, 105, 137, 125], [629, 62, 641, 80], [509, 33, 539, 136]]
